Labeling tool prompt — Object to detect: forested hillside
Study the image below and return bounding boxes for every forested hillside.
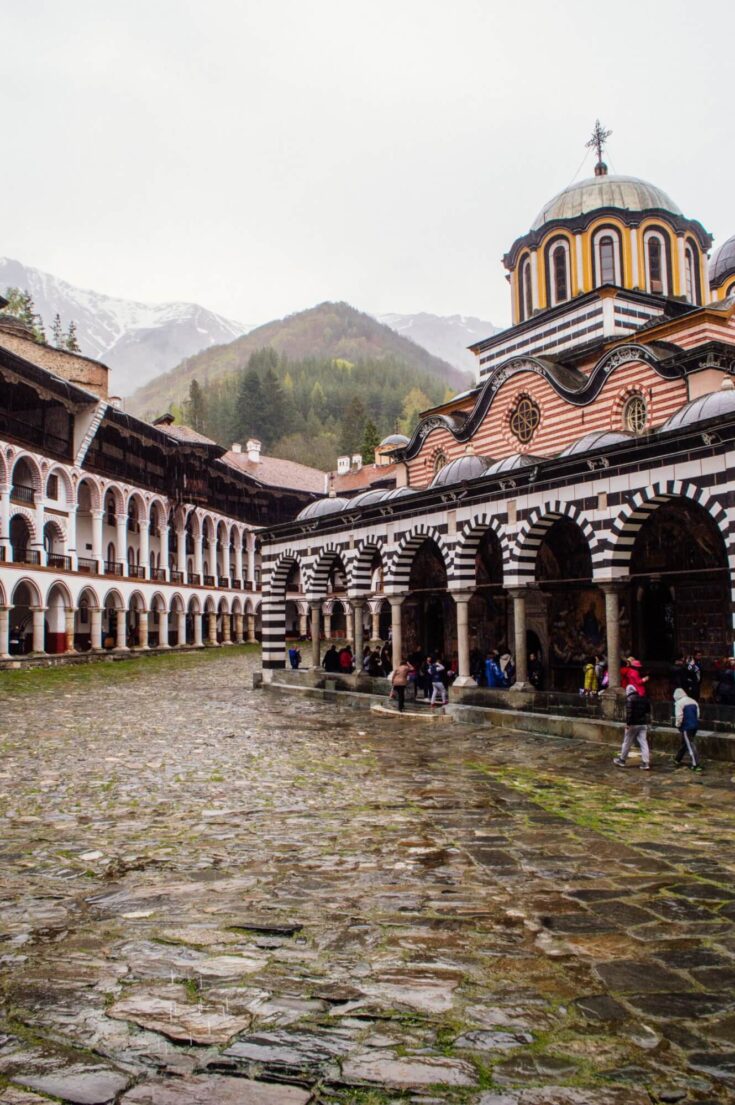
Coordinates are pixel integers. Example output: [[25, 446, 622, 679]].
[[175, 347, 453, 470], [127, 301, 468, 469], [127, 301, 468, 418]]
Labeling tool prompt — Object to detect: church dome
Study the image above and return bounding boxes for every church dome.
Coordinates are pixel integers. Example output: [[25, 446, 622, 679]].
[[379, 433, 409, 448], [532, 174, 682, 231], [378, 486, 416, 501], [710, 235, 735, 286], [430, 452, 490, 487], [660, 382, 735, 432], [296, 496, 349, 521]]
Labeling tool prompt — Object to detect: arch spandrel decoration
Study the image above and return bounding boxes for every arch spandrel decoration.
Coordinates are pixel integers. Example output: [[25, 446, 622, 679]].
[[452, 514, 510, 590], [508, 501, 601, 583]]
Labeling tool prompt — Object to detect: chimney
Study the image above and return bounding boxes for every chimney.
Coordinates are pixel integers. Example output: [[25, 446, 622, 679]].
[[351, 453, 363, 470], [231, 442, 242, 453], [109, 396, 122, 410], [337, 455, 350, 475], [246, 438, 262, 463]]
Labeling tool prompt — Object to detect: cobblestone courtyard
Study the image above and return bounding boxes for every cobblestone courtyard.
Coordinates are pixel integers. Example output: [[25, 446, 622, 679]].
[[1, 649, 735, 1104]]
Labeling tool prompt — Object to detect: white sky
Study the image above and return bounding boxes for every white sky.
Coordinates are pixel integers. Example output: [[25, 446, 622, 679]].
[[2, 0, 733, 329]]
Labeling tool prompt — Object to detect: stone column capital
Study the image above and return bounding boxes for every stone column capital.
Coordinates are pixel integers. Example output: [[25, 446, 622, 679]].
[[449, 589, 474, 605], [347, 595, 366, 608], [506, 584, 536, 600], [598, 578, 630, 595], [387, 594, 406, 607]]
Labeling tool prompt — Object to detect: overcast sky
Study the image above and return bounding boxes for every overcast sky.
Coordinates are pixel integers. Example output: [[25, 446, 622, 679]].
[[2, 0, 733, 330]]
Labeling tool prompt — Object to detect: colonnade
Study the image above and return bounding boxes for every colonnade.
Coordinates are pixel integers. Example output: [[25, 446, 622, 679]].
[[302, 582, 625, 693]]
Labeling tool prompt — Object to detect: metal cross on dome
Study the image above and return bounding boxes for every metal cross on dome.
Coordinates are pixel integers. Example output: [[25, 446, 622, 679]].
[[586, 119, 612, 167]]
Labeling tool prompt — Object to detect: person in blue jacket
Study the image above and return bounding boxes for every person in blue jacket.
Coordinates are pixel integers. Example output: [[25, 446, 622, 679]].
[[673, 687, 702, 771], [485, 650, 505, 688]]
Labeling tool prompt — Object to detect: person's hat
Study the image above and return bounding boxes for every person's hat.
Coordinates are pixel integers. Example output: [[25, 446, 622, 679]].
[[629, 658, 642, 669]]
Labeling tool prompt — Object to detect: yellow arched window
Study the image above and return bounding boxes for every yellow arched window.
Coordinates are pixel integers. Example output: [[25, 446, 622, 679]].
[[684, 241, 700, 304], [547, 240, 570, 306], [519, 256, 533, 321], [644, 229, 669, 296]]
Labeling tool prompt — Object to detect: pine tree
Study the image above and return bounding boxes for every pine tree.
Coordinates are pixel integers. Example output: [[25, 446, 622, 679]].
[[186, 379, 207, 432], [361, 418, 381, 465], [340, 396, 366, 456], [51, 313, 64, 348], [65, 320, 80, 352], [4, 287, 46, 343], [234, 365, 266, 444]]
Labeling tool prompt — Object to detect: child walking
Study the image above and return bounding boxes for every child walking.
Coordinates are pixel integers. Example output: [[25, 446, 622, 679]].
[[673, 687, 702, 772]]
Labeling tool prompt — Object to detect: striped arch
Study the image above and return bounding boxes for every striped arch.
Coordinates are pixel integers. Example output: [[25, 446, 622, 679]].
[[348, 539, 385, 594], [509, 500, 599, 581], [605, 481, 733, 573], [9, 450, 43, 493], [453, 514, 509, 589], [169, 592, 185, 613], [306, 543, 349, 598], [9, 507, 38, 543], [102, 482, 125, 514], [45, 464, 75, 507], [385, 525, 451, 593], [103, 587, 125, 610], [266, 548, 304, 597], [0, 450, 8, 488], [76, 475, 102, 512]]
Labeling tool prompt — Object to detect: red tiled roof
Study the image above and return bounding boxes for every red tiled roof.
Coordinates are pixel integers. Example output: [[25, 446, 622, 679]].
[[332, 464, 397, 494], [222, 449, 326, 493], [161, 423, 219, 446]]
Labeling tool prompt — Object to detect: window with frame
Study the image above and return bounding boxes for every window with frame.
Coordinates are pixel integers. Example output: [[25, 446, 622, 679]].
[[685, 244, 698, 304], [47, 473, 59, 500], [509, 394, 541, 444], [598, 236, 616, 283], [433, 450, 448, 475], [520, 257, 533, 321], [645, 233, 666, 294], [623, 394, 647, 434], [551, 244, 568, 304]]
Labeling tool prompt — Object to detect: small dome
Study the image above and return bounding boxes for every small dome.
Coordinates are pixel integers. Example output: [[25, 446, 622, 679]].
[[378, 486, 416, 501], [485, 453, 545, 476], [379, 433, 409, 447], [710, 235, 735, 286], [430, 453, 490, 487], [296, 496, 350, 521], [532, 174, 681, 231], [345, 488, 386, 508], [660, 383, 735, 432], [559, 430, 633, 457]]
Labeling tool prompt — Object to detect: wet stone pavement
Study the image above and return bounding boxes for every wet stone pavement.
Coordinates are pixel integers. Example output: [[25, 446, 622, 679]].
[[1, 649, 735, 1104]]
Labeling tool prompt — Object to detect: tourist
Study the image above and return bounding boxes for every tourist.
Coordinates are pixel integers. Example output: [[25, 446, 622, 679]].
[[427, 655, 447, 707], [362, 644, 371, 672], [669, 653, 687, 694], [614, 685, 651, 770], [367, 649, 383, 677], [582, 658, 598, 697], [621, 656, 648, 695], [686, 652, 703, 700], [673, 687, 702, 772], [470, 646, 485, 685], [715, 657, 735, 705], [288, 645, 301, 669], [484, 650, 505, 688], [390, 657, 413, 712], [380, 642, 392, 676], [499, 649, 515, 686], [322, 644, 340, 672], [528, 651, 543, 690], [338, 645, 354, 673]]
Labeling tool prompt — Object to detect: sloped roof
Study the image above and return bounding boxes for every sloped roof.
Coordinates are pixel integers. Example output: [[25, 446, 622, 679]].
[[333, 463, 396, 494], [222, 449, 326, 493]]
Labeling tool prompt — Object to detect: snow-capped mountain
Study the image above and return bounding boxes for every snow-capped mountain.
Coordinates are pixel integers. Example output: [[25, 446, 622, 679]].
[[0, 258, 250, 396], [378, 312, 500, 375]]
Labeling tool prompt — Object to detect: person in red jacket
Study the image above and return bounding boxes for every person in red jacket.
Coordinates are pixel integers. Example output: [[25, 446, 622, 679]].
[[621, 656, 648, 695]]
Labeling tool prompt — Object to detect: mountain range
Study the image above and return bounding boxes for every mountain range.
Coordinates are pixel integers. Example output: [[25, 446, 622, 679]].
[[0, 258, 500, 405], [0, 258, 250, 397], [377, 312, 499, 374], [125, 301, 471, 420]]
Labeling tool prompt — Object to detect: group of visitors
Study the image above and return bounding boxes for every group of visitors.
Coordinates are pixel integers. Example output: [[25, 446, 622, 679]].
[[613, 653, 703, 773], [322, 644, 355, 673], [387, 651, 457, 712], [581, 654, 609, 696], [470, 647, 530, 688]]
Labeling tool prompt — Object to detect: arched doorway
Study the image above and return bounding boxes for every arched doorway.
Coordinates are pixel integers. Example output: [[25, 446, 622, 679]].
[[404, 539, 451, 659], [469, 529, 509, 671], [536, 517, 598, 691], [10, 514, 34, 565], [628, 498, 730, 682], [10, 581, 38, 654], [45, 582, 71, 653]]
